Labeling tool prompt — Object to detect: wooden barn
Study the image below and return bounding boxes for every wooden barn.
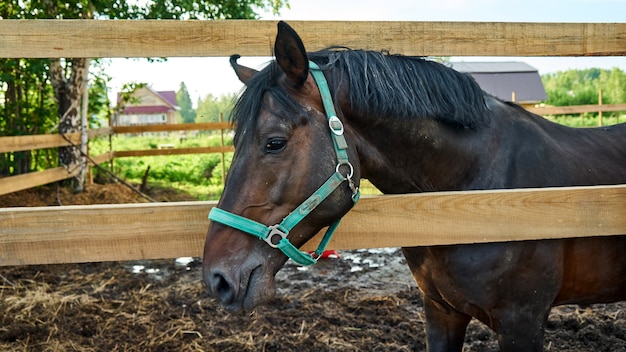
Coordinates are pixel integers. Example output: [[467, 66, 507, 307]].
[[451, 61, 547, 107]]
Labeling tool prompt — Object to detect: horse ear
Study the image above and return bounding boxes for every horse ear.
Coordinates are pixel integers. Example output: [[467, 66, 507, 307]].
[[229, 55, 258, 85], [274, 21, 309, 87]]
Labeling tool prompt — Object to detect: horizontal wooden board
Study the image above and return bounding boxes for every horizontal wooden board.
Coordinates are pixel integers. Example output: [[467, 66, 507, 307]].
[[0, 133, 82, 153], [114, 146, 234, 157], [112, 122, 232, 134], [0, 166, 80, 197], [0, 184, 624, 266], [0, 128, 112, 153], [1, 20, 624, 58], [90, 151, 114, 165], [88, 127, 114, 138], [527, 103, 626, 115]]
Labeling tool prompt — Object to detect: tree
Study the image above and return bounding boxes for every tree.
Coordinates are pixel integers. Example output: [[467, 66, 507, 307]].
[[1, 0, 289, 190], [597, 68, 626, 104], [177, 82, 196, 123], [0, 58, 57, 176], [542, 68, 626, 106], [196, 93, 237, 123], [138, 0, 288, 19]]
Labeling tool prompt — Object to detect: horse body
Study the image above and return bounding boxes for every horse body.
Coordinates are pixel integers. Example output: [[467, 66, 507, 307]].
[[203, 21, 626, 351], [342, 70, 626, 350]]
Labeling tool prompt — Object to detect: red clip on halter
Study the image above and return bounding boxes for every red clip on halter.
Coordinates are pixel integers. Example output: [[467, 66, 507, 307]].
[[208, 61, 360, 266]]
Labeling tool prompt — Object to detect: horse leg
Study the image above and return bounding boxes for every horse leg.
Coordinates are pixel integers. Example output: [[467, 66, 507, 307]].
[[422, 296, 471, 352], [491, 306, 550, 352]]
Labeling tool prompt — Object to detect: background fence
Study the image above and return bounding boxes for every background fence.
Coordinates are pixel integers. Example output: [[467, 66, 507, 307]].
[[1, 99, 622, 197], [1, 20, 625, 266]]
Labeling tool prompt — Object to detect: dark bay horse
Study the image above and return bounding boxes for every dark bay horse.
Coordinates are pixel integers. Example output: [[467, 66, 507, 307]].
[[203, 21, 626, 351]]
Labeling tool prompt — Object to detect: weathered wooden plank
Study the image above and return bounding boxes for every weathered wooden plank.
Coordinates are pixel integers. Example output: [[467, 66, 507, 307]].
[[112, 122, 232, 134], [89, 151, 114, 165], [88, 127, 114, 138], [527, 103, 626, 115], [0, 166, 80, 197], [0, 184, 623, 266], [0, 133, 82, 153], [1, 20, 624, 58], [0, 123, 227, 154], [303, 184, 626, 250], [0, 128, 112, 154], [114, 146, 234, 157]]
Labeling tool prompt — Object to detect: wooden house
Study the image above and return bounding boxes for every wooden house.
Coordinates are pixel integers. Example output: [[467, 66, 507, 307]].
[[114, 87, 179, 127]]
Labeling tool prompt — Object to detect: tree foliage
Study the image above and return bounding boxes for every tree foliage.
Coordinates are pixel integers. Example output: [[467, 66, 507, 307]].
[[138, 0, 288, 19], [542, 68, 626, 106], [196, 93, 236, 123], [0, 0, 288, 179], [0, 58, 58, 176], [176, 82, 196, 123]]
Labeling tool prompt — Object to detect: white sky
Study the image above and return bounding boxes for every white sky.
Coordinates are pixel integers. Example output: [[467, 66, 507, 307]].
[[106, 0, 626, 105]]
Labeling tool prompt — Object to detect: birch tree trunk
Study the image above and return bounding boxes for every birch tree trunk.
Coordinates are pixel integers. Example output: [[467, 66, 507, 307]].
[[49, 57, 90, 190]]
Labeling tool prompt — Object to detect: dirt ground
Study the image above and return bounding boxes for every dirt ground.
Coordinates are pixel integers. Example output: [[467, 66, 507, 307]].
[[1, 183, 625, 351]]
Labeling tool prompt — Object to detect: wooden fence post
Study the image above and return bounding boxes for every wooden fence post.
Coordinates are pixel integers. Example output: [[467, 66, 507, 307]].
[[598, 89, 604, 126], [219, 112, 226, 187]]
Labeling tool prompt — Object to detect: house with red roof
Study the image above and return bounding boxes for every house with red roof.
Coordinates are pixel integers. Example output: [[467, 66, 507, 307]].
[[114, 87, 180, 127]]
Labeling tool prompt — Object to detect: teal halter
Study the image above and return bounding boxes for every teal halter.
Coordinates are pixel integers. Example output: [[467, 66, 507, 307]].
[[208, 61, 360, 266]]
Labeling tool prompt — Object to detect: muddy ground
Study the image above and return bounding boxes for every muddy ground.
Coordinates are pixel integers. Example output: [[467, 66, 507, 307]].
[[1, 183, 625, 351]]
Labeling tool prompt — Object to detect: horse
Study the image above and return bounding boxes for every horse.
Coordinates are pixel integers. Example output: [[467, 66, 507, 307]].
[[203, 21, 626, 351]]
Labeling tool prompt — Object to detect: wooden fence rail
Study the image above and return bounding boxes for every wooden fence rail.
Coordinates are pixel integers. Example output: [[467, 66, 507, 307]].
[[1, 184, 624, 266], [1, 20, 625, 266], [2, 100, 624, 197], [0, 128, 111, 154], [0, 122, 232, 196], [2, 99, 625, 196], [2, 20, 625, 58], [527, 103, 626, 115]]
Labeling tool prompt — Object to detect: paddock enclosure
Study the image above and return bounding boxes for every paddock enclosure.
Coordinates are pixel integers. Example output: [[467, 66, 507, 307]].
[[1, 20, 625, 265], [1, 18, 626, 351]]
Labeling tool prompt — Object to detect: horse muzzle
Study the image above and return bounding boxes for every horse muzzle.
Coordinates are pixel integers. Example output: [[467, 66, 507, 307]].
[[203, 225, 280, 312]]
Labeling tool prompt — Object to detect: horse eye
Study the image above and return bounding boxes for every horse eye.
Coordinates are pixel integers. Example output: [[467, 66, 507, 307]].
[[265, 138, 287, 153]]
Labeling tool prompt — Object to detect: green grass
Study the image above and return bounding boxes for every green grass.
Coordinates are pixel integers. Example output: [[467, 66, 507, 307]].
[[90, 133, 233, 200]]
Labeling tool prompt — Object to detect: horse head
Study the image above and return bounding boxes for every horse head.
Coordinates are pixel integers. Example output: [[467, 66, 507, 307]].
[[203, 21, 360, 312]]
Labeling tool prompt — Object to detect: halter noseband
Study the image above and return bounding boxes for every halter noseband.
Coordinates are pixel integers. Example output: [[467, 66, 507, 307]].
[[208, 61, 360, 266]]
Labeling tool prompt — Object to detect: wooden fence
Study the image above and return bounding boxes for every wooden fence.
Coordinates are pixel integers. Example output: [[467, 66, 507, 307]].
[[2, 100, 623, 197], [0, 122, 236, 196], [1, 184, 624, 266], [1, 20, 625, 266]]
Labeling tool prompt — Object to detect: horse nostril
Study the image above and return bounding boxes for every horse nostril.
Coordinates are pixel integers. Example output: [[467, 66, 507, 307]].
[[206, 270, 236, 305]]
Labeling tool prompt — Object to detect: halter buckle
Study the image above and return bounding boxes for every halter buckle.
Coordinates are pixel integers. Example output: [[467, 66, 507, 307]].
[[265, 225, 288, 248], [328, 116, 344, 136]]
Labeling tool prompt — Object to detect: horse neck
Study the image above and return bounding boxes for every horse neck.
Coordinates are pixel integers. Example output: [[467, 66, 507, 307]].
[[346, 114, 489, 194]]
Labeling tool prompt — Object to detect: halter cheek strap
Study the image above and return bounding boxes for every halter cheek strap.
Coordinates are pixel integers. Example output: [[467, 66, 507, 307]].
[[208, 61, 360, 266]]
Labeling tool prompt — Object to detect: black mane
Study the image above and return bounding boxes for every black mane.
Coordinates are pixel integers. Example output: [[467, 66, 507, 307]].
[[231, 48, 490, 148]]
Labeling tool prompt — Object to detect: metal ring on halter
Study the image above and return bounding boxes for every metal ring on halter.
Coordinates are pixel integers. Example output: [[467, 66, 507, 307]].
[[309, 251, 321, 261], [336, 162, 354, 180], [265, 224, 288, 249]]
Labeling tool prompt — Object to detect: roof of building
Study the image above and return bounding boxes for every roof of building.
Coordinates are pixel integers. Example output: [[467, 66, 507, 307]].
[[117, 87, 179, 115], [451, 61, 538, 73], [157, 90, 178, 107], [451, 61, 547, 103]]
